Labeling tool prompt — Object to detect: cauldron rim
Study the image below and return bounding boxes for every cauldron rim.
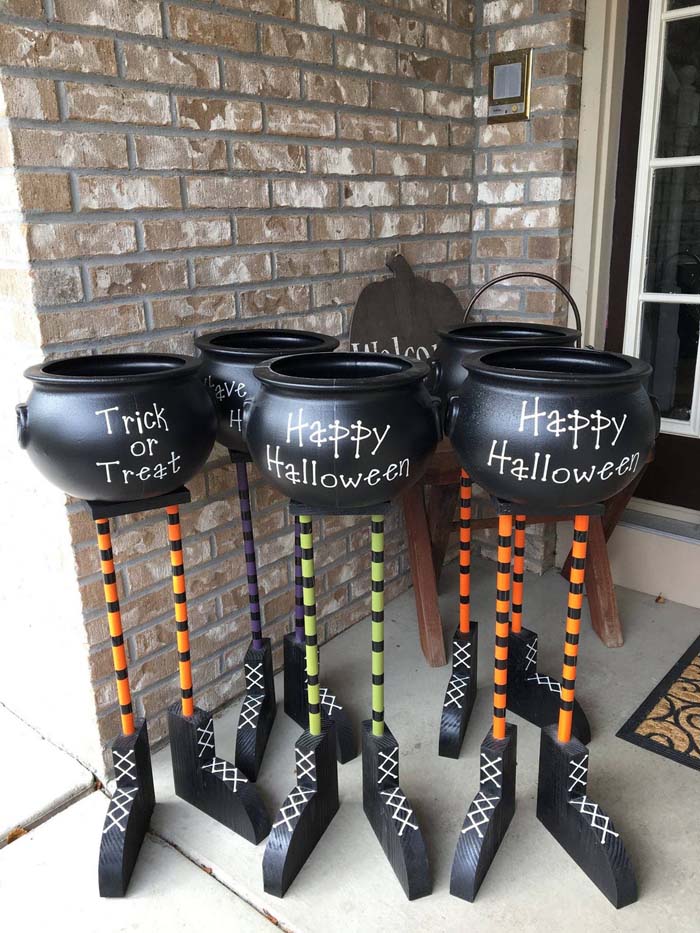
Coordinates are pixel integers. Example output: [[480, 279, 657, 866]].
[[24, 353, 201, 387], [254, 351, 430, 393], [195, 328, 339, 359], [438, 321, 580, 345], [461, 346, 652, 386]]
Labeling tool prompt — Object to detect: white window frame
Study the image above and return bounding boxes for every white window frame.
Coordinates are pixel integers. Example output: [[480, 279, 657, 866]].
[[623, 0, 700, 438]]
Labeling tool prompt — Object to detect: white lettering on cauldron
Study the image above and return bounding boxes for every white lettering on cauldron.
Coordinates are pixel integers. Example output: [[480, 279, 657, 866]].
[[483, 395, 640, 488], [204, 374, 247, 431], [350, 337, 436, 360], [94, 403, 181, 485], [264, 407, 409, 490]]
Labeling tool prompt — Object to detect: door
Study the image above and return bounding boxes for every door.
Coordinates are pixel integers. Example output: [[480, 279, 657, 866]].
[[609, 0, 700, 510]]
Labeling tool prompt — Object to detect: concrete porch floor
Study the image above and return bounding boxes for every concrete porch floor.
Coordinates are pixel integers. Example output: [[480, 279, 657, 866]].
[[2, 555, 699, 931]]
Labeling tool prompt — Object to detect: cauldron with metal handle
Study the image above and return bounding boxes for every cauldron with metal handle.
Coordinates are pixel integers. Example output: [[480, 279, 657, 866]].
[[16, 353, 216, 502], [195, 328, 339, 453], [446, 345, 659, 511], [243, 351, 442, 510], [431, 272, 582, 405]]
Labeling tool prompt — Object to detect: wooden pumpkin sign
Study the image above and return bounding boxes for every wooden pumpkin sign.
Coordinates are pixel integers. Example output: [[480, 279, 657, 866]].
[[349, 254, 463, 359]]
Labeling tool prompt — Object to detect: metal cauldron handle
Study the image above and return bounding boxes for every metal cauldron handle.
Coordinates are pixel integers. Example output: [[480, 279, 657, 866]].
[[463, 272, 583, 348]]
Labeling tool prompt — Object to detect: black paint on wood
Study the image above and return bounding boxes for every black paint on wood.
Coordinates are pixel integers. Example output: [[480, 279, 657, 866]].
[[507, 628, 591, 744], [283, 632, 356, 764], [439, 623, 479, 759], [362, 721, 431, 900], [98, 719, 155, 898], [537, 725, 637, 909], [168, 704, 270, 844], [234, 638, 277, 781], [262, 723, 340, 897], [86, 487, 191, 520], [450, 724, 517, 903], [349, 254, 463, 357]]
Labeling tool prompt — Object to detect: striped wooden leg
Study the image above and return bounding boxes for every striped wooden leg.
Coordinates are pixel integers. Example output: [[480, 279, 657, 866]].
[[507, 513, 591, 743], [284, 515, 356, 763], [371, 515, 385, 737], [96, 518, 135, 736], [232, 462, 276, 781], [537, 514, 636, 909], [264, 514, 340, 897], [299, 516, 321, 736], [363, 514, 431, 900], [165, 506, 194, 716], [166, 504, 270, 841], [450, 511, 517, 903], [96, 517, 154, 898], [439, 471, 479, 758], [492, 515, 513, 739]]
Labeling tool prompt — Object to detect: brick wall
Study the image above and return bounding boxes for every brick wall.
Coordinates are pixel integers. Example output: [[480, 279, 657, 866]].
[[0, 0, 476, 761], [467, 0, 586, 570]]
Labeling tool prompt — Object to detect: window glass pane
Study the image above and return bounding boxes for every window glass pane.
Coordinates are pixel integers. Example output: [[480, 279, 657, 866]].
[[657, 18, 700, 157], [640, 302, 699, 421], [645, 166, 700, 292], [667, 2, 700, 11]]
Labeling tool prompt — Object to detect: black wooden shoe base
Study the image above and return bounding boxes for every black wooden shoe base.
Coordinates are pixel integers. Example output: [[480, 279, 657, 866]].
[[235, 638, 277, 781], [168, 704, 270, 844], [283, 632, 356, 764], [507, 628, 591, 744], [362, 721, 431, 900], [537, 725, 637, 908], [99, 719, 155, 898], [450, 723, 517, 903], [263, 723, 340, 898], [439, 623, 479, 759]]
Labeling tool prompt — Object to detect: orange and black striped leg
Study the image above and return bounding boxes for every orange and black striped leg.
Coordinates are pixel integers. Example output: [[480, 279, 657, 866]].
[[439, 470, 479, 758], [95, 517, 155, 898], [507, 515, 591, 742], [450, 513, 517, 903], [537, 516, 636, 909], [165, 505, 270, 844]]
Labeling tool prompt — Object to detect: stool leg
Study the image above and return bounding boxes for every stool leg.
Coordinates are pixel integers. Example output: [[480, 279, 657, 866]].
[[264, 514, 339, 898], [450, 513, 517, 902], [166, 505, 270, 843], [507, 513, 591, 743], [95, 518, 154, 898], [284, 514, 356, 763], [232, 463, 276, 780], [439, 470, 479, 758], [537, 515, 636, 909]]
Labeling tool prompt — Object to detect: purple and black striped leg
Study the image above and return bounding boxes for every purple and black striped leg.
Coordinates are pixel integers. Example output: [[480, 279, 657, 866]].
[[232, 455, 276, 782], [284, 516, 356, 764]]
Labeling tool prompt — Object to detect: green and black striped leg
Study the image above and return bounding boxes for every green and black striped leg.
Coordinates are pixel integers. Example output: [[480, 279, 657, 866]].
[[507, 514, 591, 743], [284, 516, 356, 765], [537, 515, 636, 909], [165, 504, 270, 844], [362, 515, 431, 900], [263, 514, 339, 898]]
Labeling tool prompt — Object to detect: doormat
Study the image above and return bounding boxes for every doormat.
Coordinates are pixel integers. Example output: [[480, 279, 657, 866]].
[[617, 633, 700, 771]]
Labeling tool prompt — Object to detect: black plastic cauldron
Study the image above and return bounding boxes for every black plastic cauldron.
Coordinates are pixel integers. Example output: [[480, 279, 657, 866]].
[[195, 328, 339, 453], [447, 346, 659, 510], [17, 354, 216, 502], [243, 352, 442, 510], [432, 273, 582, 405]]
